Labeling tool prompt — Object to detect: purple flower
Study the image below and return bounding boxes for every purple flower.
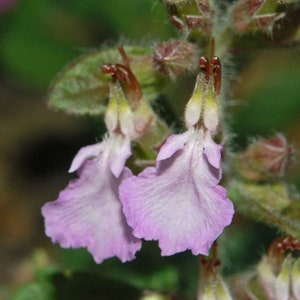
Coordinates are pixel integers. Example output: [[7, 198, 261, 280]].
[[120, 128, 234, 256], [42, 134, 141, 263]]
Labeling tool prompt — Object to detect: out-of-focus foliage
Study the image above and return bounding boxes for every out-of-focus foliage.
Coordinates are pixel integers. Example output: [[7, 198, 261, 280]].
[[0, 0, 173, 89]]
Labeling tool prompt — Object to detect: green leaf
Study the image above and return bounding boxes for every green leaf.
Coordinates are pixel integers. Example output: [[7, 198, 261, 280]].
[[228, 179, 300, 239], [12, 282, 54, 300], [47, 46, 166, 115]]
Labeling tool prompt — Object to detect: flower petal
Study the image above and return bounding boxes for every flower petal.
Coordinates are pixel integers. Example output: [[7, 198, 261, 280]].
[[42, 155, 141, 263], [107, 135, 132, 177], [120, 132, 234, 256], [69, 143, 104, 173], [157, 130, 191, 161], [203, 132, 222, 169]]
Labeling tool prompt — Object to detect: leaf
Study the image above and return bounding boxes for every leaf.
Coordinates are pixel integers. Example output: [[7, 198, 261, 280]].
[[12, 282, 54, 300], [47, 46, 166, 115], [228, 179, 300, 240]]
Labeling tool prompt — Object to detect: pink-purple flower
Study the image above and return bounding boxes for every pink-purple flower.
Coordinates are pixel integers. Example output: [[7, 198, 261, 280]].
[[42, 135, 142, 263], [41, 81, 147, 263], [119, 128, 234, 256], [42, 57, 234, 263]]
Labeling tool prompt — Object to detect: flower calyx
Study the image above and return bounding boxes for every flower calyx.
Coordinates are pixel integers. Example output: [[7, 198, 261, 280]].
[[198, 243, 233, 300], [231, 0, 286, 35], [184, 55, 222, 134], [153, 39, 198, 78], [160, 0, 214, 37], [103, 48, 156, 140], [257, 236, 300, 300], [235, 133, 292, 181]]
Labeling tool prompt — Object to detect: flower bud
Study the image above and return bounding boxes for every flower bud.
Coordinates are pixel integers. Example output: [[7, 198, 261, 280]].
[[160, 0, 199, 17], [235, 134, 292, 181], [231, 0, 286, 34], [160, 0, 214, 37], [231, 0, 265, 32], [199, 272, 233, 300], [257, 237, 300, 299], [153, 40, 197, 78], [198, 247, 233, 300]]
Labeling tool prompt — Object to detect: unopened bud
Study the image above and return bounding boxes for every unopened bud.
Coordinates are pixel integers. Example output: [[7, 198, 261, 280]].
[[198, 245, 233, 300], [257, 237, 300, 300], [160, 0, 214, 36], [231, 0, 265, 32], [153, 40, 197, 78], [199, 274, 233, 300], [215, 279, 233, 300], [236, 134, 292, 181], [160, 0, 199, 16]]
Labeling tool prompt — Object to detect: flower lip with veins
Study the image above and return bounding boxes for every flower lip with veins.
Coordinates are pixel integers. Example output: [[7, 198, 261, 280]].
[[120, 128, 234, 256], [42, 135, 141, 263]]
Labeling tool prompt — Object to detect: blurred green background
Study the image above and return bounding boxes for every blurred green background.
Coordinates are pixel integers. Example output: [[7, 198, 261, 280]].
[[0, 1, 300, 299]]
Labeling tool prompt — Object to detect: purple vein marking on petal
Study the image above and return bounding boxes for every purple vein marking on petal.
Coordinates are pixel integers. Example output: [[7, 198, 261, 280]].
[[120, 130, 234, 257], [42, 140, 141, 263]]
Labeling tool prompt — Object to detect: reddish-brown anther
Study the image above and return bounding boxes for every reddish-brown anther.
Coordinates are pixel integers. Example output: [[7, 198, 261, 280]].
[[199, 55, 221, 95], [102, 62, 143, 103], [210, 56, 221, 95], [199, 56, 209, 73]]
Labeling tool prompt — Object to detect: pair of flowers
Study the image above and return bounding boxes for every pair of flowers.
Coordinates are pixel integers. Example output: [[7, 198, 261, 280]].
[[42, 59, 234, 263]]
